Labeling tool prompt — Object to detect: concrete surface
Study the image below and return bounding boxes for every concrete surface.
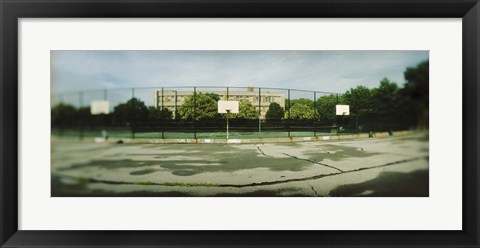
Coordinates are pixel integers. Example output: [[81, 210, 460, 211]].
[[51, 132, 429, 197]]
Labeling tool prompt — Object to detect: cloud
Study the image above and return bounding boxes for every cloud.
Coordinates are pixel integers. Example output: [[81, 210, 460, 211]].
[[52, 50, 428, 95]]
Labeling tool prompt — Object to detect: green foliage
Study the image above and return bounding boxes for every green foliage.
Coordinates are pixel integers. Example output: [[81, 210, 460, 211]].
[[285, 103, 319, 120], [372, 78, 399, 124], [266, 102, 285, 121], [343, 86, 374, 118], [316, 94, 343, 125], [404, 61, 429, 103], [148, 106, 173, 120], [51, 103, 79, 126], [113, 98, 149, 124], [403, 60, 429, 128], [177, 93, 218, 120], [287, 98, 314, 110], [233, 101, 259, 120], [204, 93, 220, 101]]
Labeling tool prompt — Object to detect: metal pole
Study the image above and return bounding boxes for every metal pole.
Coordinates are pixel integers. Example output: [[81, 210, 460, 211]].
[[288, 89, 291, 138], [335, 93, 339, 134], [161, 87, 164, 113], [258, 88, 261, 137], [103, 89, 108, 140], [193, 87, 197, 140], [313, 91, 317, 137], [226, 87, 229, 139], [356, 114, 358, 134], [174, 90, 177, 120], [79, 91, 84, 140], [131, 88, 135, 139], [161, 87, 164, 139]]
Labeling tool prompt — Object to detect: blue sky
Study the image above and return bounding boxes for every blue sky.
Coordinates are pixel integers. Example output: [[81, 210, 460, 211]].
[[51, 50, 428, 94]]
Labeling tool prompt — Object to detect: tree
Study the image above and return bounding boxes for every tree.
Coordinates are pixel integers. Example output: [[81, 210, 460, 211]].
[[177, 93, 218, 120], [403, 60, 429, 128], [344, 86, 374, 118], [285, 103, 319, 120], [342, 86, 375, 129], [234, 101, 259, 120], [266, 102, 284, 121], [51, 103, 79, 127], [287, 98, 314, 110], [76, 106, 94, 127], [148, 106, 173, 120], [112, 98, 149, 125], [204, 93, 220, 101], [371, 78, 399, 126], [316, 94, 344, 125]]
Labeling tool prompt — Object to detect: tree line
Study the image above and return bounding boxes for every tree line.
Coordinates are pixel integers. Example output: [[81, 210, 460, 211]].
[[52, 60, 428, 131]]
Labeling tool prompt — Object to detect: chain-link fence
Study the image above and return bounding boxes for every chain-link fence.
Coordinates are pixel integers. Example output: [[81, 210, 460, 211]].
[[52, 86, 406, 140]]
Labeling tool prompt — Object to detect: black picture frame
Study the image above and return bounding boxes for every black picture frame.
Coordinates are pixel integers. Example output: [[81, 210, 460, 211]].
[[1, 0, 479, 247]]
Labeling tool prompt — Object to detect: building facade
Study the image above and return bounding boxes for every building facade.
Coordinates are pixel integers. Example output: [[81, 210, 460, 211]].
[[153, 87, 285, 119]]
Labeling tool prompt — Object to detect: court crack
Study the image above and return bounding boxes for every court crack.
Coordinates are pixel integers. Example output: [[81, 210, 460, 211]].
[[282, 153, 344, 172], [255, 145, 344, 173], [54, 156, 428, 189], [256, 145, 274, 157], [218, 156, 428, 188], [308, 183, 319, 196]]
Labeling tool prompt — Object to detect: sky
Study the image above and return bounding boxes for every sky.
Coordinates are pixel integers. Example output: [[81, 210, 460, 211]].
[[51, 50, 428, 94]]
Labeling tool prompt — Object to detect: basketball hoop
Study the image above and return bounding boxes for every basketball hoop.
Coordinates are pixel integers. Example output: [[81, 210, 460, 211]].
[[336, 105, 350, 116], [218, 101, 239, 139]]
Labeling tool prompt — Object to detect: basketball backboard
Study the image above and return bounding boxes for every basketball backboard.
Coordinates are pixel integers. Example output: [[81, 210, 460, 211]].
[[90, 100, 110, 115], [218, 100, 239, 114], [336, 104, 350, 115]]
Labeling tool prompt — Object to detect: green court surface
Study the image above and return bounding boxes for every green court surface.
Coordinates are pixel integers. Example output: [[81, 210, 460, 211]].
[[52, 129, 362, 139]]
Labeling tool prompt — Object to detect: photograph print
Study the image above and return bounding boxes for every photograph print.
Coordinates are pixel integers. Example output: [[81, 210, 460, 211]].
[[51, 50, 429, 197]]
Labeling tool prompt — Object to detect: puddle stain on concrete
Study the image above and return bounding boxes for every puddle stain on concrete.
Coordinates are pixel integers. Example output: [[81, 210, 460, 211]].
[[129, 168, 159, 175], [303, 144, 380, 162], [57, 151, 315, 176]]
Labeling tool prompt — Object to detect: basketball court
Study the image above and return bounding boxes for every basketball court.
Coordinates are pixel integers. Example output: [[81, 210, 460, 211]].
[[51, 132, 429, 197]]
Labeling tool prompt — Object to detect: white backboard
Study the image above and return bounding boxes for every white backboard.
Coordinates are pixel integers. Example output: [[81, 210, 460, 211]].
[[336, 105, 350, 115], [90, 100, 110, 115], [218, 100, 239, 114]]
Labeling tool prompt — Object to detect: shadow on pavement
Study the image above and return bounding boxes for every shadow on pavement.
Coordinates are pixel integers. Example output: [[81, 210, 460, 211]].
[[328, 169, 429, 197]]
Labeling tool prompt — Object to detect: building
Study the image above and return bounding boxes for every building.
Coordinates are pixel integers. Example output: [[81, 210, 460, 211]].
[[153, 87, 285, 119]]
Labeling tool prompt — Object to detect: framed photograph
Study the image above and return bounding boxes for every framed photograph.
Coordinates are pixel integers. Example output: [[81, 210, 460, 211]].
[[1, 0, 479, 247]]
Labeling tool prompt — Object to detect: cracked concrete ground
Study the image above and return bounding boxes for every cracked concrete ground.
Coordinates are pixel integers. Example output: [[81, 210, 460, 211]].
[[51, 132, 429, 197]]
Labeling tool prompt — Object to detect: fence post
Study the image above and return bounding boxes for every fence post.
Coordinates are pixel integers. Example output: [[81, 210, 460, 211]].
[[313, 91, 317, 137], [161, 87, 165, 139], [174, 90, 178, 120], [130, 88, 135, 139], [79, 91, 84, 140], [103, 89, 108, 139], [258, 87, 261, 137], [287, 89, 291, 138], [356, 114, 358, 134], [335, 93, 339, 134], [193, 86, 197, 140]]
